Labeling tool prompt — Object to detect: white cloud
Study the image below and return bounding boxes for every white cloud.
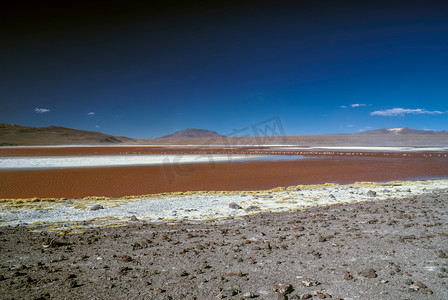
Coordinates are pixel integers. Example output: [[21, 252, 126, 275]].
[[346, 124, 354, 127], [87, 112, 95, 116], [340, 105, 348, 109], [351, 103, 370, 108], [34, 108, 50, 113], [370, 108, 445, 117]]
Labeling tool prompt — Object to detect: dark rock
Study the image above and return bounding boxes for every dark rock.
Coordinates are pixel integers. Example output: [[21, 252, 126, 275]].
[[415, 281, 427, 289], [439, 250, 447, 258], [121, 255, 133, 262], [273, 283, 294, 295], [130, 215, 138, 221], [420, 288, 433, 295], [229, 202, 243, 209], [67, 279, 79, 288], [296, 226, 305, 231], [224, 288, 240, 296], [90, 204, 104, 211], [358, 268, 377, 278], [64, 274, 76, 280], [318, 235, 327, 242]]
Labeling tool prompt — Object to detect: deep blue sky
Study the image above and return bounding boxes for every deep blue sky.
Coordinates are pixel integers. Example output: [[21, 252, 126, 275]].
[[1, 0, 448, 138]]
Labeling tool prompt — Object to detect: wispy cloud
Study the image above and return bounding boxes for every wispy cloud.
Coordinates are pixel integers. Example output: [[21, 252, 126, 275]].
[[87, 112, 95, 116], [340, 104, 370, 108], [370, 108, 445, 117], [351, 103, 369, 108], [34, 108, 50, 113]]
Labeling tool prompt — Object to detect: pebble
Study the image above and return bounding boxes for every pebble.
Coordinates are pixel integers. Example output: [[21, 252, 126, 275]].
[[229, 202, 243, 209], [272, 283, 293, 295], [301, 280, 321, 287], [342, 271, 353, 280], [224, 288, 240, 296], [358, 268, 377, 278], [90, 204, 104, 211], [367, 190, 377, 197], [242, 292, 257, 298]]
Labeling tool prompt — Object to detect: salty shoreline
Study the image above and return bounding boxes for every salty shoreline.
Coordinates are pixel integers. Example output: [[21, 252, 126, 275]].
[[1, 179, 447, 228]]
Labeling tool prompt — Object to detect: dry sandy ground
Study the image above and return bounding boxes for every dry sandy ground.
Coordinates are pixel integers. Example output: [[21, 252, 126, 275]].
[[1, 190, 447, 300]]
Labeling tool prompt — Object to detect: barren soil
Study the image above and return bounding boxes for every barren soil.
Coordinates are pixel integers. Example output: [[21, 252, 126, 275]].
[[1, 191, 447, 300]]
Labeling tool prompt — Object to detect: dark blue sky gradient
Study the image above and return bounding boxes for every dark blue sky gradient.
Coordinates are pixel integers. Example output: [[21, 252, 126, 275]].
[[1, 0, 448, 138]]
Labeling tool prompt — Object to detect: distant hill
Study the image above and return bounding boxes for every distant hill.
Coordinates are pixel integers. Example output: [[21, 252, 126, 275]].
[[158, 128, 225, 139], [0, 124, 134, 146], [358, 127, 448, 135]]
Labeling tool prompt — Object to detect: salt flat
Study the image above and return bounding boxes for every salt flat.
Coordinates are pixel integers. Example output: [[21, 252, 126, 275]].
[[0, 154, 264, 170], [2, 179, 447, 230]]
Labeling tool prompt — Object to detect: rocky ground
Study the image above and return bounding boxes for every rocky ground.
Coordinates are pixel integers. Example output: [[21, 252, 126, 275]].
[[1, 191, 447, 300]]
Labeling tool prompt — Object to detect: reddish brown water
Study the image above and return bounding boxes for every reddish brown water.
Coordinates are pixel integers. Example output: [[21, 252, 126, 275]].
[[1, 148, 447, 199]]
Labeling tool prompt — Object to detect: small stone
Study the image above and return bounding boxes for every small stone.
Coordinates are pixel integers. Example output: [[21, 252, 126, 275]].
[[367, 190, 377, 197], [404, 279, 414, 285], [358, 268, 377, 278], [68, 279, 79, 288], [242, 292, 257, 298], [229, 202, 243, 209], [301, 280, 320, 287], [273, 283, 294, 295], [90, 204, 104, 211], [227, 272, 245, 277], [318, 235, 327, 242], [301, 294, 313, 299], [439, 250, 447, 258], [420, 288, 433, 295], [415, 281, 427, 289], [121, 255, 133, 262], [130, 215, 138, 221], [296, 226, 305, 231], [64, 274, 76, 280], [342, 271, 353, 280], [224, 288, 240, 296]]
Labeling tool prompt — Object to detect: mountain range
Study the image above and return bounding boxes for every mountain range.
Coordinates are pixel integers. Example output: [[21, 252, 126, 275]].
[[0, 124, 447, 146], [358, 127, 448, 135], [0, 124, 133, 146], [158, 128, 225, 139]]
